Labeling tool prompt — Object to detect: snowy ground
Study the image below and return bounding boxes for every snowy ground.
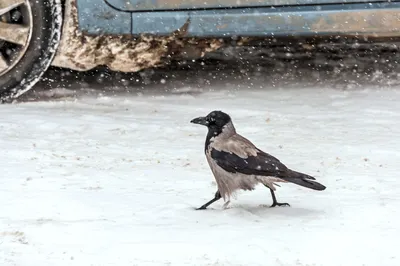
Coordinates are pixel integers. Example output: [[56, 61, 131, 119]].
[[1, 65, 400, 266]]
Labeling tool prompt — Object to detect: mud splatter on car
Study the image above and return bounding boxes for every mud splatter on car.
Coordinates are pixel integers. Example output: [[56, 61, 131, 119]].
[[52, 0, 227, 73]]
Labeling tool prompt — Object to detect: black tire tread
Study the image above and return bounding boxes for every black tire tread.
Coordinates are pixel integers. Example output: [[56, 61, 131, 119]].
[[0, 0, 62, 103]]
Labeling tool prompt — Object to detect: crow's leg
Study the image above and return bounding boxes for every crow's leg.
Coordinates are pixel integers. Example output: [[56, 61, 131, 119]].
[[196, 191, 221, 210], [268, 187, 290, 208]]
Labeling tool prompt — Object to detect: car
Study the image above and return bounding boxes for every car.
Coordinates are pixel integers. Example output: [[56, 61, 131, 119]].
[[1, 0, 400, 103]]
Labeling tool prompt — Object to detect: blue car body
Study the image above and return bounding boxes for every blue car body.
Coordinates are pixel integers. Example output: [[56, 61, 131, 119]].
[[47, 0, 400, 77], [1, 0, 399, 102], [3, 0, 399, 102], [76, 0, 400, 37]]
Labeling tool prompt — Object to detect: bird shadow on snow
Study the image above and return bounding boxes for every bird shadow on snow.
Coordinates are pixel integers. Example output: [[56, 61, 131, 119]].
[[235, 204, 324, 218], [188, 203, 324, 220]]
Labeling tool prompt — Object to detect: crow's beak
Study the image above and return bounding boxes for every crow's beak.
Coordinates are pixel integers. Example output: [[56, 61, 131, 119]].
[[190, 116, 209, 126]]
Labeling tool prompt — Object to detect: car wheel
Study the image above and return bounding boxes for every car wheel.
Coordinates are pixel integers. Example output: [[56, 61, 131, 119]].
[[0, 0, 62, 103]]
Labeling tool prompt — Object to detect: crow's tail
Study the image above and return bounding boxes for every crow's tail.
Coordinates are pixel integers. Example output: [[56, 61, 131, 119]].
[[281, 170, 326, 191]]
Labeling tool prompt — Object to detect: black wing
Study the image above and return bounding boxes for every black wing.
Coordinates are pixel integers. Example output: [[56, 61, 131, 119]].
[[210, 148, 289, 177]]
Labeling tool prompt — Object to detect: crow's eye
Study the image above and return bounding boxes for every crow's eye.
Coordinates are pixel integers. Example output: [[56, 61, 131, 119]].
[[206, 116, 215, 124]]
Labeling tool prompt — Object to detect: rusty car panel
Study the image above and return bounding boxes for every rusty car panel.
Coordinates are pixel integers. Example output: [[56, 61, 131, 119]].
[[129, 2, 400, 37], [105, 0, 388, 11]]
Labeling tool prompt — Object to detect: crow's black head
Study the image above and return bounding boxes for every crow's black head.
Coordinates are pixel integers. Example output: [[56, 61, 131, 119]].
[[190, 110, 232, 129], [191, 111, 234, 151]]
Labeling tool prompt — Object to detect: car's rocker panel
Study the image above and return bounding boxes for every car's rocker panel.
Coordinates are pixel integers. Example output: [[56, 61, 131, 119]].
[[77, 0, 400, 38], [104, 0, 389, 11]]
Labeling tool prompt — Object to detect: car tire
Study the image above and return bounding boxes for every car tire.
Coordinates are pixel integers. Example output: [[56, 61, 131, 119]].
[[0, 0, 62, 103]]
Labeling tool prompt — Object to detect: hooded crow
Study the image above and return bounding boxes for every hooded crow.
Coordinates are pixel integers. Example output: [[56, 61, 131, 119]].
[[191, 110, 326, 210]]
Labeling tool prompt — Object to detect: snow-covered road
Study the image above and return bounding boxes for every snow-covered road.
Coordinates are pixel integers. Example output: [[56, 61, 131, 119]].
[[1, 79, 399, 265]]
